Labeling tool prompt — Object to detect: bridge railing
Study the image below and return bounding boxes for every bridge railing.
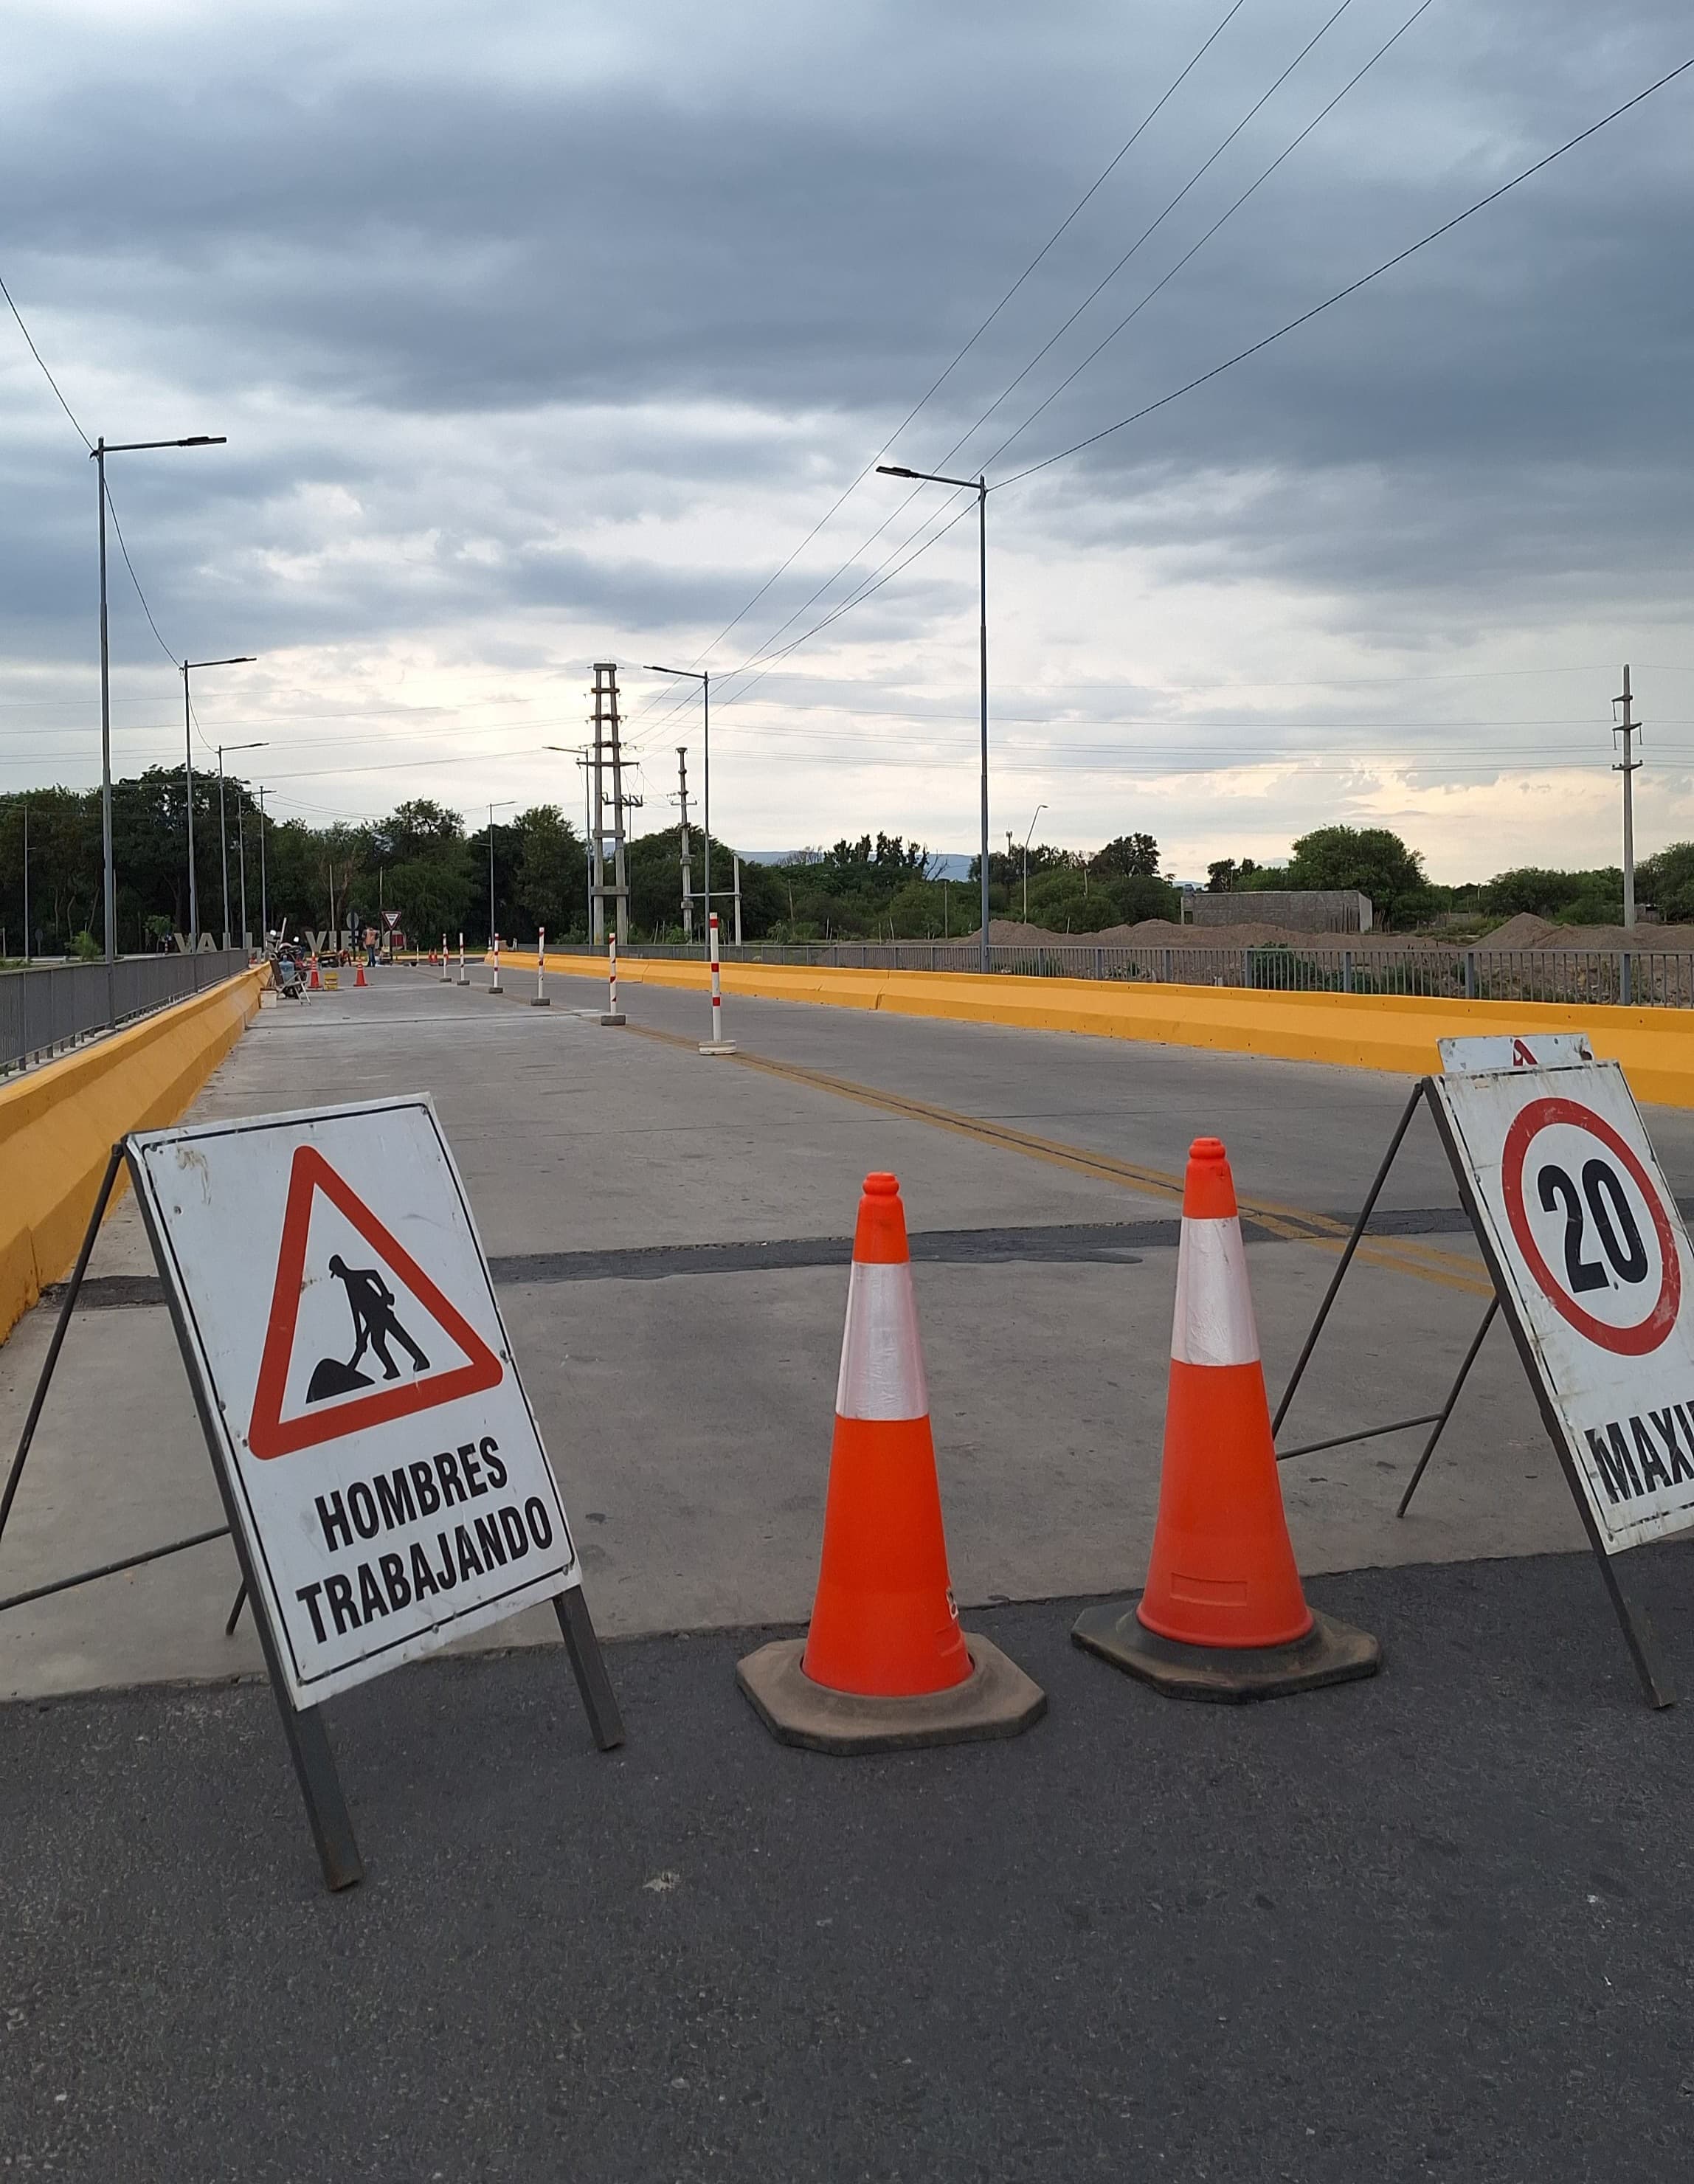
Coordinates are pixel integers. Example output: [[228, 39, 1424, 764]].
[[544, 939, 1694, 1009], [0, 950, 250, 1077]]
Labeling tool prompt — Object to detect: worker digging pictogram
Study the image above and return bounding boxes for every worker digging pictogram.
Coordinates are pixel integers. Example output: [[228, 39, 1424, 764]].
[[247, 1143, 503, 1459], [306, 1256, 432, 1403]]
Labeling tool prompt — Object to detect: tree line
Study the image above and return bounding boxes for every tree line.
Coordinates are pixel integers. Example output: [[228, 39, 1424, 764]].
[[1206, 824, 1694, 930], [8, 778, 1683, 962], [0, 780, 1181, 957]]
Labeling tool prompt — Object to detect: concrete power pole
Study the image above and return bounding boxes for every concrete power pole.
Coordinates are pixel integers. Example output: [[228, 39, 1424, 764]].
[[676, 747, 694, 941], [1614, 664, 1642, 930], [589, 662, 631, 946]]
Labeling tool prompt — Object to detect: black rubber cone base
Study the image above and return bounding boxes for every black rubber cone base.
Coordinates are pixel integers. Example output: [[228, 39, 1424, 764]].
[[1072, 1601, 1379, 1704], [736, 1633, 1045, 1753]]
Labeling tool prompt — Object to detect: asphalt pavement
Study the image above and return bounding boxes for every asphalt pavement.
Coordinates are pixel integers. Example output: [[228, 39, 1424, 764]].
[[5, 1547, 1694, 2183]]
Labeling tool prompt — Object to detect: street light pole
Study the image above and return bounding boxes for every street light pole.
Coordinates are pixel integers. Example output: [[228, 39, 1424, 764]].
[[877, 466, 990, 970], [488, 801, 514, 945], [216, 737, 266, 944], [257, 784, 269, 942], [235, 785, 249, 950], [180, 658, 255, 951], [90, 432, 227, 972], [544, 745, 593, 937], [645, 666, 710, 948], [1022, 802, 1047, 922]]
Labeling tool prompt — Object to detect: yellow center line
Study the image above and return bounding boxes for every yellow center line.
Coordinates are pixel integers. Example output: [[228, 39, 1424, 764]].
[[623, 1021, 1494, 1298]]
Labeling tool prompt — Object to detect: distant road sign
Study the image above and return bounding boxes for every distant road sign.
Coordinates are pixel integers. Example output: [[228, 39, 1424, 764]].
[[130, 1097, 580, 1705]]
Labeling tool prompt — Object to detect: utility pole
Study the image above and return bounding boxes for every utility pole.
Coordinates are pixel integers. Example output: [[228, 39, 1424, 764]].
[[588, 663, 632, 945], [676, 747, 694, 940], [1614, 665, 1642, 930], [257, 785, 269, 941]]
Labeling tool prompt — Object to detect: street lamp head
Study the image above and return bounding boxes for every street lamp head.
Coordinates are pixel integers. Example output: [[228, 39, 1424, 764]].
[[179, 436, 226, 447], [876, 466, 918, 479]]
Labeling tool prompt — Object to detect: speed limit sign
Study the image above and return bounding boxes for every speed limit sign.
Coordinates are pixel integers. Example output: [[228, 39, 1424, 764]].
[[1431, 1057, 1694, 1554]]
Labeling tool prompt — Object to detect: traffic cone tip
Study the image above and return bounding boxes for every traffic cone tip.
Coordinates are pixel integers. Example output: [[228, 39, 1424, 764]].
[[852, 1171, 910, 1264], [1183, 1135, 1239, 1220]]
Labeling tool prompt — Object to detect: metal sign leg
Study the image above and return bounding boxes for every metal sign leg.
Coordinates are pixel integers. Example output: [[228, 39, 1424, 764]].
[[1396, 1296, 1500, 1518], [1595, 1558, 1676, 1710], [553, 1587, 625, 1750], [1272, 1080, 1427, 1434], [0, 1143, 125, 1550], [280, 1700, 366, 1890]]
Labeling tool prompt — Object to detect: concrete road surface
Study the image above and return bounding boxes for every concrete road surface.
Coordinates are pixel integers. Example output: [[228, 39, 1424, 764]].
[[1, 964, 1645, 1697]]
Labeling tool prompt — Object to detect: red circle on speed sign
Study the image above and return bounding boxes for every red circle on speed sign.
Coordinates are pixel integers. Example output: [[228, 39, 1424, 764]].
[[1501, 1096, 1681, 1355]]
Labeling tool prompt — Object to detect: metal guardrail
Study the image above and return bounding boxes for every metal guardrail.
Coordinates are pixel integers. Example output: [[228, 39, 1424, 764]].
[[0, 950, 250, 1077], [545, 939, 1694, 1009]]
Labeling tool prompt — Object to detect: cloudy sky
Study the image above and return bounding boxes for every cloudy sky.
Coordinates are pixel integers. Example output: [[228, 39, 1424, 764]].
[[3, 0, 1693, 881]]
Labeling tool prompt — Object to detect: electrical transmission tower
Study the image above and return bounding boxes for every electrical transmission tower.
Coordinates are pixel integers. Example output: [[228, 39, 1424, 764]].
[[588, 662, 634, 945], [674, 747, 694, 941], [1614, 663, 1642, 932]]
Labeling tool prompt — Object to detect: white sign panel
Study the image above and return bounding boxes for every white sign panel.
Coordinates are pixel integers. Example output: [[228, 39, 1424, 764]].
[[129, 1097, 578, 1704], [1438, 1032, 1594, 1077], [1432, 1057, 1694, 1552]]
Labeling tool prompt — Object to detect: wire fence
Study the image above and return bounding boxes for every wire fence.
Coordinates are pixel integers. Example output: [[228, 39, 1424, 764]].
[[548, 939, 1694, 1009], [0, 950, 250, 1077]]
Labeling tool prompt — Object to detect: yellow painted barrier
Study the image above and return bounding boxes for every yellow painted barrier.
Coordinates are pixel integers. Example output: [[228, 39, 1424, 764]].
[[536, 952, 1694, 1110], [0, 967, 267, 1344]]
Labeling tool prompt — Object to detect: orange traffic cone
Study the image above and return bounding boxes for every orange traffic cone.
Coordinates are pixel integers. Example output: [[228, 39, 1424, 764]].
[[1074, 1136, 1379, 1701], [354, 961, 367, 986], [308, 955, 322, 990], [738, 1172, 1045, 1751]]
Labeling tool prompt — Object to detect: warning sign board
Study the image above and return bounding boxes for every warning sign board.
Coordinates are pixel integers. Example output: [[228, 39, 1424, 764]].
[[1431, 1054, 1694, 1553], [128, 1097, 579, 1705]]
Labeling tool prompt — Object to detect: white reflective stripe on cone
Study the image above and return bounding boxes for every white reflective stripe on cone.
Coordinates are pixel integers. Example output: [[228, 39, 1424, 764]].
[[835, 1259, 929, 1421], [1170, 1216, 1260, 1367]]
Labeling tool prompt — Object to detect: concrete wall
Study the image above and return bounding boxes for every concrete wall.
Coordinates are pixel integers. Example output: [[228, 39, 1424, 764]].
[[0, 966, 266, 1343], [1189, 889, 1372, 933]]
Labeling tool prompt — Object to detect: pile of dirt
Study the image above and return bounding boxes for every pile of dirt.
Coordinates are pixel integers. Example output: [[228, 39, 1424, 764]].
[[1481, 914, 1694, 950], [1479, 913, 1564, 948]]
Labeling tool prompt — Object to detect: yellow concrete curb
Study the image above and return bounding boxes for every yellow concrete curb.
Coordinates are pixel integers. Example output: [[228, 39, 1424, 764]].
[[535, 953, 1694, 1110], [0, 966, 267, 1344]]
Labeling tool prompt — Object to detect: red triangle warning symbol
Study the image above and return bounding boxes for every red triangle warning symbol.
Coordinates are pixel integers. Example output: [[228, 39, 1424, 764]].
[[248, 1144, 504, 1459]]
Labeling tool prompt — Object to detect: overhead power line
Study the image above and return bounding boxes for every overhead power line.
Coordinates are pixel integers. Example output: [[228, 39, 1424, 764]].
[[997, 49, 1694, 487], [682, 0, 1394, 719], [0, 272, 91, 449], [684, 44, 1694, 702], [625, 0, 1255, 728]]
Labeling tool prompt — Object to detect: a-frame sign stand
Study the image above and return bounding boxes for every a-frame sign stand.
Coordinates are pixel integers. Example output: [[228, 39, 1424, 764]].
[[0, 1136, 625, 1893], [1272, 1072, 1677, 1710]]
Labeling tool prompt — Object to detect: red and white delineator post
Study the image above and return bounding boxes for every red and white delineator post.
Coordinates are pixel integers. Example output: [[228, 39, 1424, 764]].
[[699, 910, 736, 1056], [457, 932, 468, 986], [531, 926, 550, 1006], [601, 933, 625, 1026], [439, 933, 449, 984], [490, 934, 502, 995]]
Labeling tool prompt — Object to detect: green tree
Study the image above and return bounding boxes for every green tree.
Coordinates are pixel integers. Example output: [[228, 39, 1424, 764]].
[[1285, 826, 1427, 925], [513, 805, 588, 939], [1090, 833, 1161, 880]]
